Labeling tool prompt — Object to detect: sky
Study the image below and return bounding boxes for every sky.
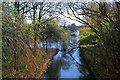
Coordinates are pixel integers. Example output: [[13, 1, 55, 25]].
[[13, 0, 116, 2], [26, 14, 83, 26], [26, 0, 116, 26], [26, 12, 83, 26], [59, 13, 83, 26]]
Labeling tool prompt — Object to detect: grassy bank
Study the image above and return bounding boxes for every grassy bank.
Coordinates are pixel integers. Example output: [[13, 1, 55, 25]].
[[80, 45, 120, 78], [2, 42, 59, 78]]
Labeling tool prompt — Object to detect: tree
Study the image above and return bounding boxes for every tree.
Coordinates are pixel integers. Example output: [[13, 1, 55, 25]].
[[40, 21, 68, 53], [2, 2, 33, 70], [55, 1, 120, 77]]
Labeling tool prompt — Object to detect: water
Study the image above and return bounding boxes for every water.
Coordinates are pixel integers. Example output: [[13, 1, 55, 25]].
[[43, 30, 92, 79]]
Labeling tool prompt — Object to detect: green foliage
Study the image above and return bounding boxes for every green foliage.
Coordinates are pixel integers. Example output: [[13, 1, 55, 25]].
[[2, 2, 33, 51], [78, 27, 95, 40], [42, 22, 68, 42], [79, 2, 120, 78], [78, 27, 97, 48], [2, 2, 34, 77]]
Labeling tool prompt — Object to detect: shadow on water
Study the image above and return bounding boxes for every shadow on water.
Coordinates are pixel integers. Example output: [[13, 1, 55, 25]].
[[43, 30, 93, 79]]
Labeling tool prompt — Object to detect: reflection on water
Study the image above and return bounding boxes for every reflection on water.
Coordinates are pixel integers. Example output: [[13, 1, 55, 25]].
[[44, 51, 81, 78], [43, 30, 93, 79]]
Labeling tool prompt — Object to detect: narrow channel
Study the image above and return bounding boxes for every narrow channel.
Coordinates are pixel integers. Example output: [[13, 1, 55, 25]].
[[43, 30, 93, 79]]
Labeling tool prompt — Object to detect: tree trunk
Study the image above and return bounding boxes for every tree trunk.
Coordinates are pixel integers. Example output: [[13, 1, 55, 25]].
[[45, 38, 47, 53], [15, 2, 19, 14], [34, 36, 37, 48], [14, 2, 19, 70], [33, 3, 37, 49]]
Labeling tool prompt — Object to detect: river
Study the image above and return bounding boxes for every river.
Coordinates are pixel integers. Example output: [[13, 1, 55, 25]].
[[41, 30, 93, 79]]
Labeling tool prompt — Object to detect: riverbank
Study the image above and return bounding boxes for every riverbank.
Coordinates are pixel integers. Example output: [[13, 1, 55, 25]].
[[39, 48, 59, 78], [80, 45, 120, 79], [2, 42, 59, 78]]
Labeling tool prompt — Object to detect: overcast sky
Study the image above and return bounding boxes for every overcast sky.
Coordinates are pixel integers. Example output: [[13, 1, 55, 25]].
[[26, 0, 116, 26], [27, 13, 83, 26], [59, 13, 83, 26]]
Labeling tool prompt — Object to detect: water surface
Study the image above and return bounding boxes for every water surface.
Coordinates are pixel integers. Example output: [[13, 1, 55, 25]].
[[43, 30, 92, 79]]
